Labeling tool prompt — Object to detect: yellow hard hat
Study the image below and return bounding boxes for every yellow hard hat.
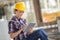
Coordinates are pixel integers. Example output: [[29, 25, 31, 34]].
[[15, 2, 26, 11]]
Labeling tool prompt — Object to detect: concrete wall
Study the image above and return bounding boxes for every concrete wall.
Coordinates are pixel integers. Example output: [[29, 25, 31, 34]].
[[0, 19, 10, 40]]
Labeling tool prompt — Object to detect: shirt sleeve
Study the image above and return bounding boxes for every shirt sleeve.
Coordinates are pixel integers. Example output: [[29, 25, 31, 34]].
[[8, 21, 15, 34]]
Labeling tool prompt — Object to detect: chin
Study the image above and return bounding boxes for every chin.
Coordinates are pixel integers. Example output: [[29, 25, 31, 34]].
[[19, 16, 22, 18], [19, 16, 21, 18], [19, 15, 22, 17]]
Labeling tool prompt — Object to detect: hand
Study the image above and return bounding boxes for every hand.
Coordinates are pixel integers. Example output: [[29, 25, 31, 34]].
[[27, 27, 33, 35], [29, 27, 33, 32], [20, 25, 26, 31]]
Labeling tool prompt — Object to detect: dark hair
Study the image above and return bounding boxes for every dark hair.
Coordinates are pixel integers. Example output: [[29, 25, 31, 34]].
[[14, 9, 18, 11], [14, 9, 18, 14]]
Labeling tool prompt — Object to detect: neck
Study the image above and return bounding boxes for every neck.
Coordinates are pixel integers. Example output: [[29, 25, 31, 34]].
[[15, 15, 21, 19]]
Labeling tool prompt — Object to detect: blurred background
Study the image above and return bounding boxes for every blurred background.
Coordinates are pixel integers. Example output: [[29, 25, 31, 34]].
[[0, 0, 60, 40]]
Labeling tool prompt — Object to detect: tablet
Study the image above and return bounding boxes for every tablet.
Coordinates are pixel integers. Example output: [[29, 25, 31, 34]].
[[24, 23, 36, 32]]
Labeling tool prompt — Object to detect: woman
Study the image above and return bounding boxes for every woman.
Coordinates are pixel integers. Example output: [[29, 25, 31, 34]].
[[8, 2, 48, 40]]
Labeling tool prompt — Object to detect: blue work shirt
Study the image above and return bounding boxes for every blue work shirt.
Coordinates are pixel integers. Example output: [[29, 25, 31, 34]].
[[8, 16, 26, 40]]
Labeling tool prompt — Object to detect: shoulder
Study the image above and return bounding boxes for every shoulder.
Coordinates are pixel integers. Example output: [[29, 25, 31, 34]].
[[21, 18, 26, 20], [11, 16, 16, 21], [9, 16, 16, 24], [21, 18, 26, 21]]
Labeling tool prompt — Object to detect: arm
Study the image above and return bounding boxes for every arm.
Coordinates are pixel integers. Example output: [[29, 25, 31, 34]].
[[10, 28, 23, 39], [8, 21, 26, 39], [10, 25, 26, 39]]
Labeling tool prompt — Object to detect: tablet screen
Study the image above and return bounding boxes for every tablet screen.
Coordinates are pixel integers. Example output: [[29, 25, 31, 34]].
[[24, 23, 36, 32]]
